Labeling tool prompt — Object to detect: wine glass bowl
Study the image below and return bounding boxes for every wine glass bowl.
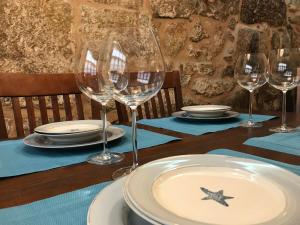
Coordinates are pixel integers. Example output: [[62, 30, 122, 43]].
[[268, 48, 300, 133], [235, 53, 268, 127], [99, 26, 165, 179], [76, 41, 124, 165]]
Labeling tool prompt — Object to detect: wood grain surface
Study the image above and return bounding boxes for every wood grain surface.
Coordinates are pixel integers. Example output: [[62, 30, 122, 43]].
[[0, 112, 299, 208]]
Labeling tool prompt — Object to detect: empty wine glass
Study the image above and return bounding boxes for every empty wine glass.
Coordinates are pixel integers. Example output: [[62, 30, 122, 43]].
[[96, 26, 165, 179], [235, 53, 269, 127], [76, 41, 124, 165], [268, 48, 300, 133]]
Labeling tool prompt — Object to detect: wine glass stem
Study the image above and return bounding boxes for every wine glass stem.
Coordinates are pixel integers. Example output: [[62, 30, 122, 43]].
[[101, 104, 108, 155], [282, 91, 287, 128], [249, 90, 254, 123], [131, 108, 138, 170]]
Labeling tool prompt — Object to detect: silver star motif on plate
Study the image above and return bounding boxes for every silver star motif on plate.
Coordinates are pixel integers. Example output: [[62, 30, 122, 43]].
[[200, 187, 234, 207]]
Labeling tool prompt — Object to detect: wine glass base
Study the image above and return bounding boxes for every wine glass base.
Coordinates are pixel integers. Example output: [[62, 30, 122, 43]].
[[269, 126, 296, 133], [87, 152, 124, 165], [112, 166, 133, 180], [240, 121, 262, 128]]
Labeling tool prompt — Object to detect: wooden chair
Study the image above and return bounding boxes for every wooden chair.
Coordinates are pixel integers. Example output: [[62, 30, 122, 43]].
[[0, 73, 101, 139], [115, 71, 183, 123]]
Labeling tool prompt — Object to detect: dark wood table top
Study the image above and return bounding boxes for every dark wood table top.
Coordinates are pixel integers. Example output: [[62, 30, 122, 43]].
[[0, 112, 299, 208]]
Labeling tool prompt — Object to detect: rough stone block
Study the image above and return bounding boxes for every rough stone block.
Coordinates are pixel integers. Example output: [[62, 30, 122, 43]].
[[182, 62, 214, 76], [191, 77, 235, 97], [240, 0, 287, 26], [91, 0, 142, 10], [187, 46, 212, 61], [150, 0, 197, 18], [0, 0, 73, 73], [197, 0, 240, 20], [236, 28, 268, 55], [189, 22, 208, 42], [162, 22, 187, 56], [80, 5, 138, 40]]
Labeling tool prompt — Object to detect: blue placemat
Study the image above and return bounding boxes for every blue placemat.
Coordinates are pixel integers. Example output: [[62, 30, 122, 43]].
[[0, 148, 299, 225], [138, 114, 275, 135], [244, 130, 300, 156], [0, 125, 179, 177], [0, 181, 110, 225], [208, 149, 300, 175]]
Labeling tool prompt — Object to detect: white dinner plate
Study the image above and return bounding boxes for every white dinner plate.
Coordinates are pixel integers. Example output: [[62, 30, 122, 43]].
[[182, 105, 231, 118], [172, 111, 240, 120], [87, 177, 157, 225], [34, 120, 111, 144], [34, 120, 109, 135], [124, 154, 300, 225], [24, 126, 125, 149], [35, 130, 101, 144]]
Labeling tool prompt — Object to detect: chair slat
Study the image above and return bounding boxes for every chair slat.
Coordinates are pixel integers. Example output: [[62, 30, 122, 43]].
[[137, 106, 143, 120], [63, 95, 73, 121], [151, 97, 158, 118], [173, 71, 183, 110], [0, 100, 8, 139], [164, 89, 172, 116], [144, 101, 151, 119], [75, 94, 84, 120], [115, 101, 128, 123], [25, 97, 36, 133], [38, 96, 49, 125], [157, 91, 165, 118], [12, 97, 25, 138], [50, 96, 61, 122], [91, 100, 101, 119]]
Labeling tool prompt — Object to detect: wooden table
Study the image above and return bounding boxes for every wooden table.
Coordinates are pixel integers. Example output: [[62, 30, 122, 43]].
[[1, 112, 299, 209]]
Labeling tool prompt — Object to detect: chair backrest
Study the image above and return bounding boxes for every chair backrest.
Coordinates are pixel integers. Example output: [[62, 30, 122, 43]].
[[0, 73, 101, 139], [115, 71, 183, 123]]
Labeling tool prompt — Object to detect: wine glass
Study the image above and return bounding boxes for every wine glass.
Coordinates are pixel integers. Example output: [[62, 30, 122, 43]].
[[235, 53, 269, 127], [76, 41, 124, 165], [268, 48, 300, 133], [96, 26, 165, 179]]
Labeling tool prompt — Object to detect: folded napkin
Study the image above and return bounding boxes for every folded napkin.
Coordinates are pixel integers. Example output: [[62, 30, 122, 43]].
[[244, 130, 300, 156], [0, 148, 298, 225], [0, 125, 179, 177], [138, 114, 275, 135]]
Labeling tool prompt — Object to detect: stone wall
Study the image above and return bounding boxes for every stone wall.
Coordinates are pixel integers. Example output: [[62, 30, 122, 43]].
[[1, 0, 300, 111]]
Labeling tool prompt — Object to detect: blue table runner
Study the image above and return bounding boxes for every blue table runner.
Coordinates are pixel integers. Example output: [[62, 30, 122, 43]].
[[244, 130, 300, 156], [138, 114, 275, 135], [0, 148, 298, 225], [0, 125, 179, 178]]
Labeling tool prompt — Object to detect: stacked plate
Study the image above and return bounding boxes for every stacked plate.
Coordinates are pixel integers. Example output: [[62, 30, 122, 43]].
[[173, 105, 239, 120], [24, 120, 125, 149], [88, 154, 300, 225]]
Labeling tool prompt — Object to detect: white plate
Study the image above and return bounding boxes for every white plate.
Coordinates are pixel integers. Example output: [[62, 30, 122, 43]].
[[182, 105, 231, 117], [24, 126, 125, 149], [124, 154, 300, 225], [172, 111, 240, 120], [87, 177, 157, 225], [36, 130, 101, 144], [34, 120, 109, 135]]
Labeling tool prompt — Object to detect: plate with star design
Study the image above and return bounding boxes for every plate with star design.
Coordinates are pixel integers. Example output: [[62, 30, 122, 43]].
[[123, 154, 300, 225]]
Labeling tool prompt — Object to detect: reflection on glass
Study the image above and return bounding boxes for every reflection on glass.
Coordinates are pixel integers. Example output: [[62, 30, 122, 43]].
[[106, 27, 166, 180], [235, 53, 269, 128], [76, 41, 124, 165], [268, 48, 300, 133]]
